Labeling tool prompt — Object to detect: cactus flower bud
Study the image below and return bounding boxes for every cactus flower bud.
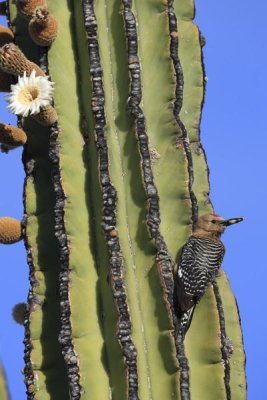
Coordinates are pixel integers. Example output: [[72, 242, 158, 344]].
[[17, 0, 47, 21], [28, 7, 59, 47], [0, 43, 45, 77], [0, 123, 27, 149], [12, 303, 27, 325], [32, 104, 58, 126], [0, 217, 22, 244]]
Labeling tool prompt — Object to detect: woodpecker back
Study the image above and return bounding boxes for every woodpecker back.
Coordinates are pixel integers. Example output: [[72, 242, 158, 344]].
[[176, 235, 225, 314]]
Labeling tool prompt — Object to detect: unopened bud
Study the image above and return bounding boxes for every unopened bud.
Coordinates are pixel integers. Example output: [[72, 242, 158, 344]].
[[0, 43, 45, 77], [29, 7, 59, 47], [12, 303, 27, 325], [17, 0, 47, 21], [0, 123, 27, 149], [32, 104, 58, 126], [0, 217, 22, 244]]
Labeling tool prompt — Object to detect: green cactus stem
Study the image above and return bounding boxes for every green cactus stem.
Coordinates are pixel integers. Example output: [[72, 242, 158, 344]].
[[0, 0, 247, 398]]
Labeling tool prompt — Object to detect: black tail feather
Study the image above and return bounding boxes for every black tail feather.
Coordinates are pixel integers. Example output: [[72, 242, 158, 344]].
[[178, 306, 196, 337]]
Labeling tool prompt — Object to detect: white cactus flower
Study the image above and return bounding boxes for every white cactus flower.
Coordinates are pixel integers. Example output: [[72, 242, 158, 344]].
[[5, 70, 54, 117]]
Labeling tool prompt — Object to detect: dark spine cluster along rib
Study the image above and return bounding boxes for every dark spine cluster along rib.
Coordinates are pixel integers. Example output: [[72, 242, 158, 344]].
[[213, 281, 231, 399], [81, 2, 139, 399], [22, 144, 39, 400], [167, 2, 197, 398], [39, 47, 83, 400], [121, 1, 191, 398], [121, 0, 175, 314], [166, 1, 198, 227]]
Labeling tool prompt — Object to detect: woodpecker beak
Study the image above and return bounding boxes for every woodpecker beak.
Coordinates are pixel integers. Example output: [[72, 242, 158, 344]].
[[219, 217, 243, 227]]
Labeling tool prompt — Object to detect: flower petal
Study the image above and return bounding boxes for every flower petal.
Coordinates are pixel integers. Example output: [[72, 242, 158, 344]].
[[5, 69, 54, 116]]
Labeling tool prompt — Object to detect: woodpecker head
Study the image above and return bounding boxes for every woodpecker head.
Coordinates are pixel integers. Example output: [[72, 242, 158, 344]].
[[193, 213, 243, 239]]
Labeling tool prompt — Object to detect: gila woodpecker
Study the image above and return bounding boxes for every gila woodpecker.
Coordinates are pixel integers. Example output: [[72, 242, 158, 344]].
[[176, 213, 243, 335]]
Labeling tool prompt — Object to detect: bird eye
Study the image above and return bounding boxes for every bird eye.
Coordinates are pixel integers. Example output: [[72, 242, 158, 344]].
[[211, 220, 216, 224]]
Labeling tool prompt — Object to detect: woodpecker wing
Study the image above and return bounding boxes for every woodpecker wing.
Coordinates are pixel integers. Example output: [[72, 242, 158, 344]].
[[176, 236, 225, 314]]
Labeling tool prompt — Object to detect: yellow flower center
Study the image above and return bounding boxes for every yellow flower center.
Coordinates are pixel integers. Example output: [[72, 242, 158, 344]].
[[18, 85, 39, 104]]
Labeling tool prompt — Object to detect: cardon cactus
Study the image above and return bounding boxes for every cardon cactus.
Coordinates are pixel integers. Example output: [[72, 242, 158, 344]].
[[0, 0, 246, 399]]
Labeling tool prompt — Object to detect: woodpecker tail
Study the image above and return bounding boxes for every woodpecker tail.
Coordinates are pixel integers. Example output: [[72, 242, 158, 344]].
[[178, 306, 196, 337]]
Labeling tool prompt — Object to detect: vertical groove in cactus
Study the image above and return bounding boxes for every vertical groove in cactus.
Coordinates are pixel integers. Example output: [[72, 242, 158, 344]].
[[216, 272, 247, 400], [43, 2, 113, 398], [213, 281, 231, 399], [1, 0, 247, 399], [72, 2, 128, 398], [81, 2, 139, 398], [121, 0, 182, 396], [22, 107, 69, 397]]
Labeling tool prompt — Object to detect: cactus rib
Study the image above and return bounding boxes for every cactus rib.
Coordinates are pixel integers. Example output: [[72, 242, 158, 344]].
[[37, 44, 83, 398], [82, 1, 139, 398], [121, 0, 174, 312], [166, 2, 205, 398], [47, 81, 83, 400], [6, 0, 70, 393], [121, 2, 192, 399], [216, 272, 247, 399], [49, 121, 83, 399], [77, 1, 181, 396], [213, 281, 231, 400], [167, 0, 198, 226], [21, 152, 39, 399], [51, 125, 82, 396]]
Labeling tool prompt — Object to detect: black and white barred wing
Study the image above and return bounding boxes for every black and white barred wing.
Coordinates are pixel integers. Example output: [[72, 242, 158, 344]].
[[176, 236, 225, 314]]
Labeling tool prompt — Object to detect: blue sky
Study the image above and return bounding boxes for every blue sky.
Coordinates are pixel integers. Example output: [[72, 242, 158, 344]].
[[0, 1, 266, 398]]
